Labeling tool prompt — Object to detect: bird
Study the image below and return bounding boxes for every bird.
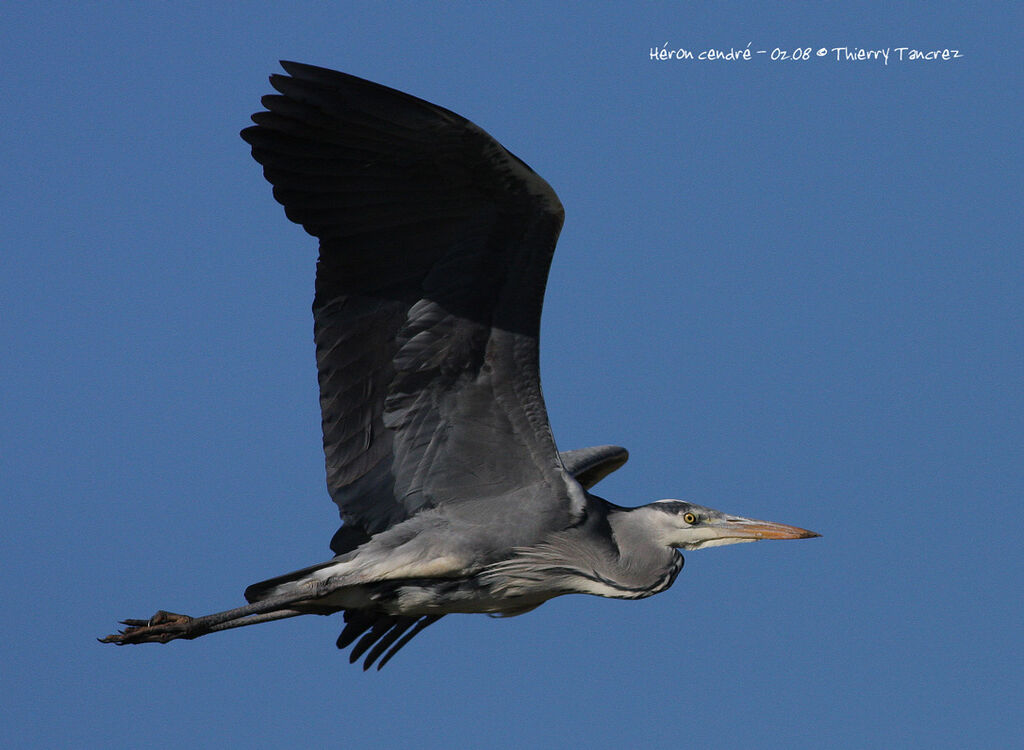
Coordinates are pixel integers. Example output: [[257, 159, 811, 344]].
[[101, 61, 819, 670]]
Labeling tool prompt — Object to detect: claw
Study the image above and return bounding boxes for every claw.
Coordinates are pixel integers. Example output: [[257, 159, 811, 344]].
[[99, 610, 196, 645]]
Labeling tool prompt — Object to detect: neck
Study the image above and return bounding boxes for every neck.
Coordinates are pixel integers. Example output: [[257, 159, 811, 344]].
[[478, 500, 683, 602], [603, 505, 684, 598]]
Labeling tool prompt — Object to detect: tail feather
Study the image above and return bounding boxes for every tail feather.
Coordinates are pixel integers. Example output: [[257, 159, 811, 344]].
[[246, 559, 445, 669], [244, 559, 338, 603]]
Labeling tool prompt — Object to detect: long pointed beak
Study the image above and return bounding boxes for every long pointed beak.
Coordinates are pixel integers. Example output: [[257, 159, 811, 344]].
[[721, 515, 821, 540]]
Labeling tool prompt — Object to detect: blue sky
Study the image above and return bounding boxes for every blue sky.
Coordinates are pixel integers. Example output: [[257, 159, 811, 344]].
[[2, 2, 1020, 748]]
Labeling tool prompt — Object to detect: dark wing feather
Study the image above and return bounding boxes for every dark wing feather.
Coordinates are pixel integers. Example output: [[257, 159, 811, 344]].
[[241, 62, 582, 548], [559, 445, 629, 490], [337, 610, 443, 671]]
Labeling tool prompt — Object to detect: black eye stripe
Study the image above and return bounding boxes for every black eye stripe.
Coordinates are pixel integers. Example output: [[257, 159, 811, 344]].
[[654, 501, 689, 515]]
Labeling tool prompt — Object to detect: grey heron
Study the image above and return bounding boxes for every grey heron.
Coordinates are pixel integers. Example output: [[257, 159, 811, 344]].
[[101, 62, 819, 669]]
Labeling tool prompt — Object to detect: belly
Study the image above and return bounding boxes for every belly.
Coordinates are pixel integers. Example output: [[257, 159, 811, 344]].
[[312, 576, 553, 617]]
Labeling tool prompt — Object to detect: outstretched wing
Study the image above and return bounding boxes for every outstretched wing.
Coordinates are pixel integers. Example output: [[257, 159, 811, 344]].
[[559, 445, 629, 490], [241, 62, 583, 550]]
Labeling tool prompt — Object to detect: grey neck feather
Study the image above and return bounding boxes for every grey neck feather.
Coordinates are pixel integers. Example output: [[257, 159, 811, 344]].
[[480, 500, 683, 602], [603, 504, 684, 595]]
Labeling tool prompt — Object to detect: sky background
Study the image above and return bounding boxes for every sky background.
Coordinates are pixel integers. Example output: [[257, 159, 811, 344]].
[[2, 2, 1020, 748]]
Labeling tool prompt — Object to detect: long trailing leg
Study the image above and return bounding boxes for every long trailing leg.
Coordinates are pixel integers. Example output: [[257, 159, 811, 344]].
[[99, 594, 317, 645]]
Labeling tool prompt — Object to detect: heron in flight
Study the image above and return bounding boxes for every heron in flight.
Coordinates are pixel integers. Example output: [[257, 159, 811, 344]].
[[102, 62, 819, 669]]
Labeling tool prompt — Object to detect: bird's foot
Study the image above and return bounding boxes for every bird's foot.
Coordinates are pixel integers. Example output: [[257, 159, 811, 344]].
[[99, 610, 197, 645]]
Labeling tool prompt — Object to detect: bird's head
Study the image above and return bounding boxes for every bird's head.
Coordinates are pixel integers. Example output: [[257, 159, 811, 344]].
[[646, 500, 820, 551]]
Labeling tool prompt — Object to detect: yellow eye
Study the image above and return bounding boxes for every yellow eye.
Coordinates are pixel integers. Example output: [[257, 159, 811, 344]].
[[683, 512, 697, 525]]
